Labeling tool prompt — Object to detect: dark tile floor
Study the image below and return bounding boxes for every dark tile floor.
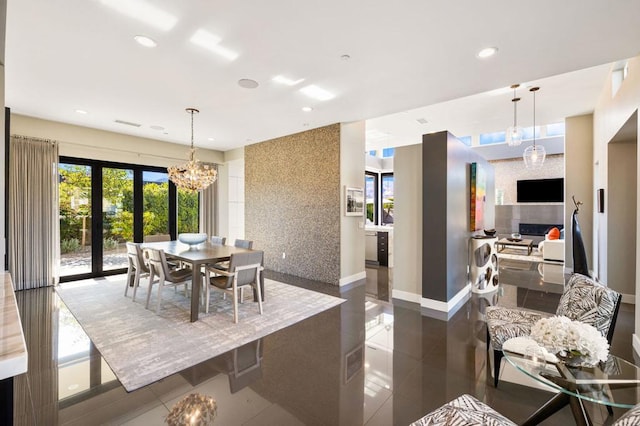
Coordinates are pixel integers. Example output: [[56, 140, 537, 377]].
[[11, 261, 638, 425]]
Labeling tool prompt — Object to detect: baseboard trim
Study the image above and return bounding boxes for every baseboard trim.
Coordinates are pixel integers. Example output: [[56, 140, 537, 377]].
[[420, 284, 471, 312], [391, 289, 421, 304], [621, 293, 636, 304], [339, 271, 366, 287]]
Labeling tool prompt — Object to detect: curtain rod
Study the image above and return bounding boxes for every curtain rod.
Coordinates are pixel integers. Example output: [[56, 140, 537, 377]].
[[10, 133, 223, 166], [10, 134, 57, 145]]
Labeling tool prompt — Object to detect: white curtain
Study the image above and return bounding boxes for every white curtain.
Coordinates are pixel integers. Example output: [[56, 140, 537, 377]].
[[8, 136, 60, 290], [199, 164, 218, 237]]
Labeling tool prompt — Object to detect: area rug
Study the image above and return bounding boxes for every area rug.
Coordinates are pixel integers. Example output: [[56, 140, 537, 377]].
[[55, 276, 345, 392]]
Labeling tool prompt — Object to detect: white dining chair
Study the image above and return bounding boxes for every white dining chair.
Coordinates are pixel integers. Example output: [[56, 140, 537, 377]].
[[124, 242, 150, 302], [145, 248, 193, 314], [204, 251, 264, 323]]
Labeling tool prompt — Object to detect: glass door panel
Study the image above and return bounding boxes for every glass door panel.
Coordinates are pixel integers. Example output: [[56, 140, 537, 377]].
[[59, 164, 92, 276], [365, 172, 377, 224], [102, 168, 134, 271], [381, 173, 394, 225], [177, 188, 199, 234], [143, 171, 170, 241]]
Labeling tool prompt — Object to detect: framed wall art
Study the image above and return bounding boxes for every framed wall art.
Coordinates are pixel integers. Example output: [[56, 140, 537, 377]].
[[345, 186, 364, 216]]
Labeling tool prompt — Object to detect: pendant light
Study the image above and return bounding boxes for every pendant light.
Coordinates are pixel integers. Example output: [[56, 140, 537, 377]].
[[523, 87, 545, 169], [506, 84, 523, 146], [168, 108, 218, 192]]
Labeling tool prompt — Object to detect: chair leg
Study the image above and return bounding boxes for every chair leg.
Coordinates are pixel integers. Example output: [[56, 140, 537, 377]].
[[239, 287, 244, 304], [233, 279, 239, 323], [125, 265, 133, 297], [493, 349, 503, 388], [145, 269, 155, 309], [255, 271, 263, 316], [132, 269, 141, 302], [156, 278, 164, 314]]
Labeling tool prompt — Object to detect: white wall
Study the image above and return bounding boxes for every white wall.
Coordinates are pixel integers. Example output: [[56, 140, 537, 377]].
[[592, 54, 640, 356], [10, 114, 224, 167], [226, 158, 245, 244], [339, 121, 366, 284], [392, 143, 422, 301], [1, 64, 5, 269], [565, 114, 594, 270], [607, 139, 637, 298]]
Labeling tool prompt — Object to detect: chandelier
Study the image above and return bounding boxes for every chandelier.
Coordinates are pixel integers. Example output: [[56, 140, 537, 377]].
[[506, 84, 523, 146], [168, 108, 217, 192], [523, 87, 546, 169]]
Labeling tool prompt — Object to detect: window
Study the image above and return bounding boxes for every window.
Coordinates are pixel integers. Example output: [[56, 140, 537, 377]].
[[459, 136, 472, 146], [479, 131, 506, 145], [365, 172, 377, 224], [382, 148, 395, 158], [522, 126, 541, 140], [381, 173, 394, 225], [368, 150, 377, 157], [546, 122, 565, 137], [59, 157, 199, 281]]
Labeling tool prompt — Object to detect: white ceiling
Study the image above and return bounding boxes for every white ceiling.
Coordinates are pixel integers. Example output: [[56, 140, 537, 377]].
[[5, 0, 640, 153]]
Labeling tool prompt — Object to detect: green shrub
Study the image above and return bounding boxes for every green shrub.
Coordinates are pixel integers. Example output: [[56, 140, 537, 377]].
[[103, 237, 119, 251], [61, 238, 81, 254]]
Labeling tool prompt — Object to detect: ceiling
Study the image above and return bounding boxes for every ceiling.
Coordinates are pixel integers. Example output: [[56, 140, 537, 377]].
[[5, 1, 640, 153]]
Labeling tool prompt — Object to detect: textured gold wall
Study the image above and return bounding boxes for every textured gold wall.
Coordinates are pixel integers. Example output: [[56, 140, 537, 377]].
[[245, 124, 341, 284]]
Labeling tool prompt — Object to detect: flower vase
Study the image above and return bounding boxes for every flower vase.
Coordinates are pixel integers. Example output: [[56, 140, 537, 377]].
[[557, 353, 590, 367]]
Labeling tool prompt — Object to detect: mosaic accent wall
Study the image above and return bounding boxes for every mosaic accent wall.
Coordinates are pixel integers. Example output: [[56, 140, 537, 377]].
[[490, 154, 564, 205], [245, 124, 341, 284]]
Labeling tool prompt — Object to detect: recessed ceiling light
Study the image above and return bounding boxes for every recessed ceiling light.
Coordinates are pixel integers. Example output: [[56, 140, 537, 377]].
[[301, 106, 313, 112], [190, 29, 239, 61], [300, 85, 335, 101], [100, 0, 177, 31], [303, 123, 310, 127], [75, 109, 88, 114], [416, 118, 428, 125], [68, 384, 79, 390], [134, 35, 157, 48], [272, 75, 305, 86], [477, 46, 498, 58], [150, 125, 164, 131], [238, 79, 259, 89], [208, 137, 214, 141], [340, 54, 351, 61]]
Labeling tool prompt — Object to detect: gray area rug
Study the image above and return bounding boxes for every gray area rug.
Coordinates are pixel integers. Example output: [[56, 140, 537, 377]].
[[56, 277, 345, 392]]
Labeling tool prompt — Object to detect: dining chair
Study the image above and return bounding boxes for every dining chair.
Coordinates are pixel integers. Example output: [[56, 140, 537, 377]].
[[206, 238, 253, 300], [145, 248, 193, 314], [210, 236, 227, 245], [411, 394, 640, 426], [124, 242, 150, 302], [486, 273, 621, 387], [204, 251, 264, 323]]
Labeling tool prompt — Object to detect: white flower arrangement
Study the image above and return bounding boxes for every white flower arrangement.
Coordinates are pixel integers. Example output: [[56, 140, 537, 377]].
[[530, 316, 609, 366]]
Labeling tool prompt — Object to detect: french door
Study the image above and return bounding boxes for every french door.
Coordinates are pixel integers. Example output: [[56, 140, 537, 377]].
[[59, 157, 198, 281]]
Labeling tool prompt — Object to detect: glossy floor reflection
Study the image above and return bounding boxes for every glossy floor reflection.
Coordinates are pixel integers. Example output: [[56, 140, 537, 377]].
[[12, 263, 637, 425]]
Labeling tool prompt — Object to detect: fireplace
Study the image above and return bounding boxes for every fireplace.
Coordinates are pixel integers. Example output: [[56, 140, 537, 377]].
[[518, 223, 563, 237]]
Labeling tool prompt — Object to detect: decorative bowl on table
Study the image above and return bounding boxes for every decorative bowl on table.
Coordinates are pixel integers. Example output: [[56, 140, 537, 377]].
[[510, 233, 522, 242], [484, 229, 496, 237], [178, 233, 208, 246]]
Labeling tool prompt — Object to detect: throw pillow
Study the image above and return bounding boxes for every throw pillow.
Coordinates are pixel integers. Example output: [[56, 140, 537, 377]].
[[547, 227, 560, 240]]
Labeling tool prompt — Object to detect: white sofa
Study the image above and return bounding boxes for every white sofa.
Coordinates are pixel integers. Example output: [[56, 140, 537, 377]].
[[538, 236, 564, 262]]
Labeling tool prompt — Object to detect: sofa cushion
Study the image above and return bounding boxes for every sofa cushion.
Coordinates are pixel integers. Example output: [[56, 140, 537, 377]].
[[547, 227, 561, 240]]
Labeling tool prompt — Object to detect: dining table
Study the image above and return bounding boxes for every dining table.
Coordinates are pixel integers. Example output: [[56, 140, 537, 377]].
[[141, 240, 257, 322]]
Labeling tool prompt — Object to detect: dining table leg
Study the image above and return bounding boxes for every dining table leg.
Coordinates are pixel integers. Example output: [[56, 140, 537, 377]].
[[190, 262, 201, 322]]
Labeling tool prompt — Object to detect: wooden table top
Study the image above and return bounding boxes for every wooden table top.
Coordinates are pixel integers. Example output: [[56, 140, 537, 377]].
[[497, 238, 533, 246]]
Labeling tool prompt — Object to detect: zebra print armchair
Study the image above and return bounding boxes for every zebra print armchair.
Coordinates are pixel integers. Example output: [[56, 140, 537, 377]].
[[485, 273, 621, 387]]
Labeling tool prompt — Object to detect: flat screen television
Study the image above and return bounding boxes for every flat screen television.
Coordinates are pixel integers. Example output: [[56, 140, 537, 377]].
[[517, 178, 564, 203]]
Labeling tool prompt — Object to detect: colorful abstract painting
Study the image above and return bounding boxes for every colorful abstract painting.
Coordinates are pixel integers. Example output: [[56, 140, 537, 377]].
[[470, 162, 486, 231]]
